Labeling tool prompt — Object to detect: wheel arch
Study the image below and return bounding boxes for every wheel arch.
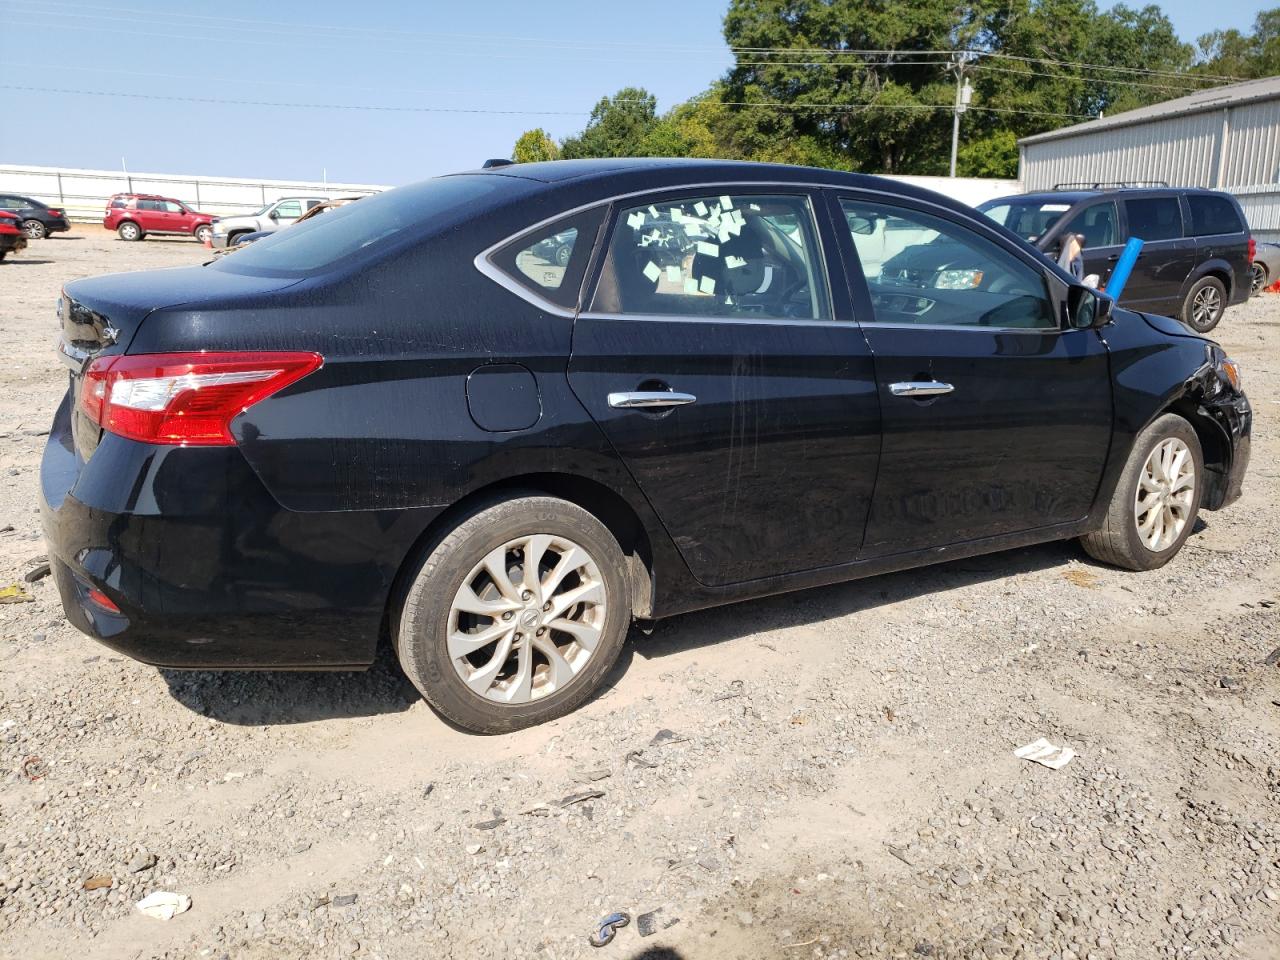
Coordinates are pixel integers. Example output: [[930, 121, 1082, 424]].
[[1160, 394, 1234, 510], [1184, 259, 1235, 302], [381, 472, 658, 652]]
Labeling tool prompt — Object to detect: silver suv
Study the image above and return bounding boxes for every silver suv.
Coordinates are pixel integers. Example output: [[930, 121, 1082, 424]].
[[209, 196, 326, 249]]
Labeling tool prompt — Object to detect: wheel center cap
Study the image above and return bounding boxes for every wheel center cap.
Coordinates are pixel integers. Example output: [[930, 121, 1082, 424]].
[[519, 608, 540, 629]]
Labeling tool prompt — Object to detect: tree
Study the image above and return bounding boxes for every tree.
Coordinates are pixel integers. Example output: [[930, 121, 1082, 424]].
[[512, 128, 560, 163], [560, 88, 659, 158], [1197, 8, 1280, 78]]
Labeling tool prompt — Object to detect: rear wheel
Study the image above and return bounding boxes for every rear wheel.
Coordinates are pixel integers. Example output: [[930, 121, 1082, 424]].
[[1181, 276, 1226, 332], [194, 224, 213, 244], [117, 221, 142, 241], [1080, 413, 1203, 571], [1251, 262, 1268, 296], [396, 495, 631, 733], [23, 219, 46, 240]]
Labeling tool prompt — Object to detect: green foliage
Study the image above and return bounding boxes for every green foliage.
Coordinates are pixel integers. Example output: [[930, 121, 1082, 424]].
[[560, 88, 659, 159], [1196, 8, 1280, 78], [551, 0, 1255, 176], [512, 128, 560, 164]]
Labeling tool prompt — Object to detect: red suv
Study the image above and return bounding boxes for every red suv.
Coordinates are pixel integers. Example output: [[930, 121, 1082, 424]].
[[103, 194, 214, 243]]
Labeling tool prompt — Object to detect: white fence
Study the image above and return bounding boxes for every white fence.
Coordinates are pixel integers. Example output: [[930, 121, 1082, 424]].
[[0, 164, 388, 223]]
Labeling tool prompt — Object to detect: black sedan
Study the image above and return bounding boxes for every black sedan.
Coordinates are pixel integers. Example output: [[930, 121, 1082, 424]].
[[41, 159, 1251, 733], [0, 193, 70, 239]]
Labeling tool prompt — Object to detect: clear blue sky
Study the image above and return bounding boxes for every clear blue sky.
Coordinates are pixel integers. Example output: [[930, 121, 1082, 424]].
[[0, 0, 1268, 186]]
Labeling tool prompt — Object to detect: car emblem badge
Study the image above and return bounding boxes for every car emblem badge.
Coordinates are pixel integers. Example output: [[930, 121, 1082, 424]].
[[520, 609, 539, 628]]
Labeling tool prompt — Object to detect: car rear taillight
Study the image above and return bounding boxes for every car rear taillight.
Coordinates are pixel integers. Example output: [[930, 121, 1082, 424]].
[[79, 351, 323, 446], [1248, 236, 1256, 261], [47, 208, 64, 218]]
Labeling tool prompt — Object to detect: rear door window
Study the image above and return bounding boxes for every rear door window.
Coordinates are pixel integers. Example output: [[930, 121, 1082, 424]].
[[1125, 197, 1182, 242], [1060, 201, 1118, 248], [1187, 195, 1244, 236], [590, 193, 830, 321]]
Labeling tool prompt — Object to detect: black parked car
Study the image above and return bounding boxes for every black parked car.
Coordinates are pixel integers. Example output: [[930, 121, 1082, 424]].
[[977, 186, 1252, 333], [42, 160, 1250, 733], [0, 193, 70, 239]]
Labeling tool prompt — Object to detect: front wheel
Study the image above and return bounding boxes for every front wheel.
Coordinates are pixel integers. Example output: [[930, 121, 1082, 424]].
[[194, 224, 213, 244], [1181, 276, 1226, 333], [1251, 262, 1268, 297], [1080, 413, 1203, 571], [396, 495, 631, 733]]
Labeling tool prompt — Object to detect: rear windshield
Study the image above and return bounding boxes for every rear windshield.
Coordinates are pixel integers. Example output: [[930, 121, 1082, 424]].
[[211, 176, 504, 276], [979, 200, 1076, 242]]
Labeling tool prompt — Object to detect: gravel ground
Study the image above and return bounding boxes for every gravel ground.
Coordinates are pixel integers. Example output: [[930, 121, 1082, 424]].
[[1, 230, 1277, 960]]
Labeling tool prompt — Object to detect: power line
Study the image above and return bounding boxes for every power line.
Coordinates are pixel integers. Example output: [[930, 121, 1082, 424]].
[[11, 2, 1243, 83], [970, 63, 1221, 93], [1, 84, 1094, 121]]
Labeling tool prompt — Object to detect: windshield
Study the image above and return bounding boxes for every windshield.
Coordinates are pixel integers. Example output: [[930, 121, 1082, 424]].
[[211, 176, 507, 276], [980, 200, 1076, 242]]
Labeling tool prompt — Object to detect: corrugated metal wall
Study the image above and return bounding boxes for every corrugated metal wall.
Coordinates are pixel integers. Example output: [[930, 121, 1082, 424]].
[[1222, 99, 1280, 185], [1022, 111, 1226, 190]]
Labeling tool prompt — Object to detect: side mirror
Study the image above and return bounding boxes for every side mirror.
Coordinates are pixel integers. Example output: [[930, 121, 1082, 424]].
[[268, 210, 280, 220], [1069, 285, 1114, 330]]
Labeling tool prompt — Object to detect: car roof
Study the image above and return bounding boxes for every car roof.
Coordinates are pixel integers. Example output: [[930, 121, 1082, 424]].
[[983, 186, 1236, 208], [448, 157, 987, 223]]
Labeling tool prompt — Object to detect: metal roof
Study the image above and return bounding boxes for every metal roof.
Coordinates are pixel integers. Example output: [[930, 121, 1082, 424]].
[[1019, 75, 1280, 146]]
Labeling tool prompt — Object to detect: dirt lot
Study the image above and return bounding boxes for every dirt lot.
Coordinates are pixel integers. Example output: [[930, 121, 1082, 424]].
[[1, 230, 1278, 960]]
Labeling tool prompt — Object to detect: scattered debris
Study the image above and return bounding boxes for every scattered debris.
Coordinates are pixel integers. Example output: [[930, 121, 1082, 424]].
[[578, 768, 612, 782], [1264, 646, 1280, 667], [0, 584, 33, 604], [636, 907, 679, 937], [560, 789, 606, 807], [588, 911, 631, 947], [465, 843, 483, 855], [127, 852, 157, 873], [471, 817, 506, 831], [1220, 676, 1243, 690], [20, 755, 46, 781], [1062, 568, 1100, 589], [81, 875, 113, 891], [331, 894, 358, 907], [1014, 738, 1076, 770], [713, 679, 746, 701], [886, 844, 916, 866], [21, 560, 50, 583], [649, 729, 687, 747], [883, 706, 896, 723], [135, 891, 191, 920], [624, 749, 659, 769]]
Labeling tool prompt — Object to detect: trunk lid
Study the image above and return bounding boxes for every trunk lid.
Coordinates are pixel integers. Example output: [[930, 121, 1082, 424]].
[[59, 266, 302, 459]]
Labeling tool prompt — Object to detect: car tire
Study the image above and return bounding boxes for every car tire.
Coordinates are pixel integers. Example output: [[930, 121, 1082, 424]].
[[23, 219, 46, 240], [555, 244, 572, 267], [194, 224, 213, 244], [1080, 413, 1203, 571], [396, 494, 631, 733], [1251, 262, 1267, 297], [1181, 276, 1226, 333], [117, 221, 143, 241]]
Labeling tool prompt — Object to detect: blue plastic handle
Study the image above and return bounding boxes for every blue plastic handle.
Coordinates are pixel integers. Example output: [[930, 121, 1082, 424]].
[[1103, 237, 1144, 301]]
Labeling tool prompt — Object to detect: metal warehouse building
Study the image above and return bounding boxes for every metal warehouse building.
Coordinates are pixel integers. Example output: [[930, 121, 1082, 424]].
[[1018, 76, 1280, 239]]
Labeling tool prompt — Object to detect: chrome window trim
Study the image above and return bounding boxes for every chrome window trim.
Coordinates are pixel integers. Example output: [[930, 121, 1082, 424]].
[[858, 321, 1062, 335], [473, 179, 871, 318], [577, 310, 860, 329]]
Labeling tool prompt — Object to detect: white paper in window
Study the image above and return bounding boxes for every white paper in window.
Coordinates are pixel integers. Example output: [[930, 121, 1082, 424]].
[[696, 241, 719, 257], [699, 275, 716, 295], [666, 265, 682, 282], [642, 261, 661, 283], [627, 211, 645, 229]]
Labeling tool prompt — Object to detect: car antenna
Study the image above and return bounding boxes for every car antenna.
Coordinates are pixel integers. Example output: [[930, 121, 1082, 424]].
[[482, 158, 515, 168]]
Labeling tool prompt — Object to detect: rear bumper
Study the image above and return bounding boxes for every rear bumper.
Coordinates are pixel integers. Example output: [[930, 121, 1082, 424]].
[[46, 217, 70, 233], [39, 393, 427, 669]]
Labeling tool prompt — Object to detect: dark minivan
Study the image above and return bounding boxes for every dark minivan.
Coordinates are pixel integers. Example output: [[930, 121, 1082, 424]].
[[977, 186, 1252, 333], [42, 160, 1250, 733]]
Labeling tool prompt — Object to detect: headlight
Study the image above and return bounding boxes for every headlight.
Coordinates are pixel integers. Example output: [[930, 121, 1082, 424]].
[[1220, 356, 1241, 391], [935, 269, 983, 289]]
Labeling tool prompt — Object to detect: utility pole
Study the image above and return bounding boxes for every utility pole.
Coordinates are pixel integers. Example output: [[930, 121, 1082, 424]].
[[949, 55, 973, 177]]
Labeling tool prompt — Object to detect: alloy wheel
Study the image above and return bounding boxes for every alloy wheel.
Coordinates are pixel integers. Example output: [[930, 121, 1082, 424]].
[[23, 220, 45, 240], [1252, 263, 1267, 296], [1134, 437, 1196, 552], [1191, 285, 1222, 326], [447, 534, 607, 704]]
